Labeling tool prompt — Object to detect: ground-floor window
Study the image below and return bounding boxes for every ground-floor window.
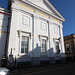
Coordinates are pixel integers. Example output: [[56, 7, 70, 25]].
[[21, 36, 29, 54], [41, 39, 46, 54], [55, 42, 60, 54], [65, 43, 70, 53]]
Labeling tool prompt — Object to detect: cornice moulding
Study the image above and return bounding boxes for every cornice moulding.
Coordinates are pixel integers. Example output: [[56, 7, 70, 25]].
[[19, 0, 65, 22]]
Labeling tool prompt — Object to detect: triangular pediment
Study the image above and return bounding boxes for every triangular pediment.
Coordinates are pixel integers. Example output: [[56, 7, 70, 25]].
[[27, 0, 65, 21], [28, 0, 53, 13]]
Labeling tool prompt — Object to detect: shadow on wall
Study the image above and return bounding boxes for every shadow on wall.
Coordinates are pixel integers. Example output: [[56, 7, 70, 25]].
[[0, 14, 66, 67], [6, 43, 66, 68], [0, 11, 10, 67]]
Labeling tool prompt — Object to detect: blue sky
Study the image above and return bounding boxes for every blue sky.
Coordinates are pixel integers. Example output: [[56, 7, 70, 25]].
[[0, 0, 8, 9], [0, 0, 75, 36], [49, 0, 75, 36]]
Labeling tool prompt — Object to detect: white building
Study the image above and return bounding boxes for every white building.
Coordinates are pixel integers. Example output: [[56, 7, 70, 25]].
[[0, 0, 66, 67]]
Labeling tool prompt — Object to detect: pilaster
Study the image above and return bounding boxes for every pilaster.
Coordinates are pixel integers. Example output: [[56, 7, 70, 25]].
[[48, 21, 56, 64], [59, 25, 66, 57], [48, 21, 55, 56], [31, 14, 40, 65], [8, 8, 19, 57], [32, 14, 40, 57]]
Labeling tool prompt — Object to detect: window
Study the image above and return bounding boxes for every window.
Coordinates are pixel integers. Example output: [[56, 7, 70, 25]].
[[41, 39, 46, 54], [21, 36, 29, 54], [65, 43, 70, 53], [41, 22, 46, 31], [55, 42, 60, 54], [54, 26, 59, 34], [22, 15, 30, 26]]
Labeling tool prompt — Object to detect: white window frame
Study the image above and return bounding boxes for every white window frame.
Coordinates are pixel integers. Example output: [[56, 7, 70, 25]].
[[40, 22, 46, 31], [22, 15, 30, 27], [21, 36, 29, 54], [55, 42, 60, 54], [53, 25, 59, 35], [20, 32, 29, 55], [40, 20, 47, 32], [41, 37, 47, 55]]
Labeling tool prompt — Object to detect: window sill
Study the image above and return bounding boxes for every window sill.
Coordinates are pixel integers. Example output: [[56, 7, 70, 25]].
[[19, 53, 29, 56]]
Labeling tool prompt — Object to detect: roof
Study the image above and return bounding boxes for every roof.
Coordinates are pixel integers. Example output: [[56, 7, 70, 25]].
[[9, 0, 65, 21], [0, 7, 11, 16], [64, 34, 75, 41], [23, 0, 65, 22]]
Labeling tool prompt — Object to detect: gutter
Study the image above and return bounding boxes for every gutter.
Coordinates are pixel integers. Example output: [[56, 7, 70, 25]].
[[0, 11, 11, 16], [0, 8, 11, 16]]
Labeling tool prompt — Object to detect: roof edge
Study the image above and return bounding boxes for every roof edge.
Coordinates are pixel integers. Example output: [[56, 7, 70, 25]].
[[45, 0, 65, 22]]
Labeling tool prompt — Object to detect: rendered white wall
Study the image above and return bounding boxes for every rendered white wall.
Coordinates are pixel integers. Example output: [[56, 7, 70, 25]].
[[7, 0, 65, 65]]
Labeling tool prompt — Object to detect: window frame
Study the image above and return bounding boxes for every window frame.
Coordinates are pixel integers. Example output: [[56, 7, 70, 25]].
[[40, 20, 48, 32], [21, 36, 29, 54], [65, 43, 70, 53], [40, 22, 46, 31], [22, 15, 30, 26], [41, 39, 47, 54], [55, 42, 60, 54], [20, 33, 29, 55]]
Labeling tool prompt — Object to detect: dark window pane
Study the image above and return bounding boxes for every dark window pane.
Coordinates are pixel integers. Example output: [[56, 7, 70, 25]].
[[25, 41, 28, 46], [21, 36, 29, 54], [42, 44, 46, 48], [56, 46, 59, 49], [25, 48, 28, 54], [65, 43, 70, 53], [21, 47, 24, 53], [55, 42, 59, 54], [67, 48, 69, 52], [21, 41, 25, 46], [42, 39, 46, 54], [42, 49, 46, 54]]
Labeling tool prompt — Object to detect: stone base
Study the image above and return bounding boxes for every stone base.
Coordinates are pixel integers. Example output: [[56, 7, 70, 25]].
[[61, 57, 66, 63], [6, 56, 67, 68], [17, 61, 31, 68], [0, 60, 1, 66], [31, 57, 40, 66], [66, 57, 72, 62], [49, 57, 56, 64], [40, 60, 49, 65]]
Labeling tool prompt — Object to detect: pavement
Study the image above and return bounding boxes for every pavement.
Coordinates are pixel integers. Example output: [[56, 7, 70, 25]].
[[10, 62, 75, 75]]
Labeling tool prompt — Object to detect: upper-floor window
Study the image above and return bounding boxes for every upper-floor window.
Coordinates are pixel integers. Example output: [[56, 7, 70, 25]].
[[54, 25, 59, 35], [22, 15, 30, 26], [41, 22, 46, 30], [40, 22, 47, 31], [21, 36, 29, 54]]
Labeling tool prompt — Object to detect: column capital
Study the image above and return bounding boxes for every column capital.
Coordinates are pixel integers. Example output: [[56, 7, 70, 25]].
[[59, 24, 63, 28], [12, 4, 19, 12], [12, 7, 19, 12], [47, 20, 53, 26], [47, 19, 54, 24], [32, 14, 39, 18]]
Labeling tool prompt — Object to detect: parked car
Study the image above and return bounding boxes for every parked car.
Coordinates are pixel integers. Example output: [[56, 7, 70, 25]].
[[0, 67, 10, 75]]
